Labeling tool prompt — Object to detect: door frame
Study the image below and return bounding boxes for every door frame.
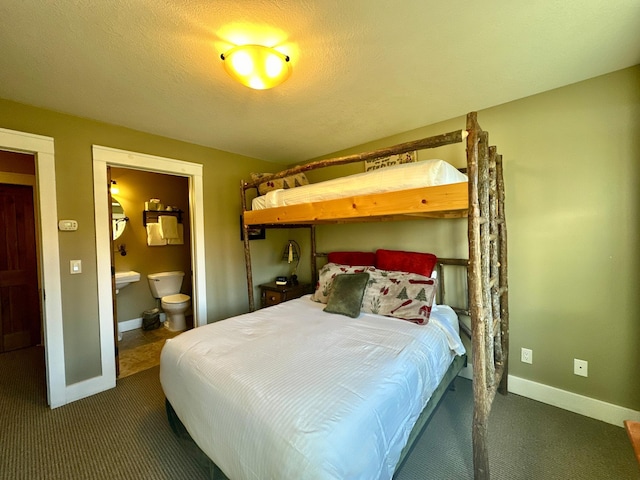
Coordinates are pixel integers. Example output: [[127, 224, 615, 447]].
[[92, 146, 207, 388], [0, 128, 65, 407]]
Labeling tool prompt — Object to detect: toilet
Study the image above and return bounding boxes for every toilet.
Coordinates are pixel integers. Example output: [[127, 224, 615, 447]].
[[147, 271, 191, 332]]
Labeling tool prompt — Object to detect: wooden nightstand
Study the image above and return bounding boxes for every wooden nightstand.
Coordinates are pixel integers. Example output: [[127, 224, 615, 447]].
[[259, 282, 313, 308]]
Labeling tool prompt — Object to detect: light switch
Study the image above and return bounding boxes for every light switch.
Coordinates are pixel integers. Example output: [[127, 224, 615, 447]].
[[70, 260, 82, 274]]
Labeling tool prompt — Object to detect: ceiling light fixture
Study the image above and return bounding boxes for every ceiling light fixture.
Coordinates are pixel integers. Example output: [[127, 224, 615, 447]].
[[220, 44, 292, 90]]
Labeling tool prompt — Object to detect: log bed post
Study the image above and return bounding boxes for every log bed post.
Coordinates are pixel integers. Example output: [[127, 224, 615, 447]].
[[241, 180, 256, 311], [496, 156, 510, 395], [467, 112, 491, 480], [466, 112, 510, 479]]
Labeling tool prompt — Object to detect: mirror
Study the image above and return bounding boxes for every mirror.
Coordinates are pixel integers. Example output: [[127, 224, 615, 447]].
[[112, 198, 128, 240]]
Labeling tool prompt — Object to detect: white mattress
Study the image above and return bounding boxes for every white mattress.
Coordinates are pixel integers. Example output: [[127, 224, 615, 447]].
[[252, 159, 468, 210], [160, 296, 465, 480]]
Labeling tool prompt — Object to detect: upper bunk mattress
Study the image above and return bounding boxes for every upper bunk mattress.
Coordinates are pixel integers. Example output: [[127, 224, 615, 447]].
[[160, 295, 465, 480], [252, 158, 468, 210]]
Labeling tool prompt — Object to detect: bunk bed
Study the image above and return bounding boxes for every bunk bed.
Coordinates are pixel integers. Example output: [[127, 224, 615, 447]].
[[160, 112, 508, 480], [242, 112, 508, 479]]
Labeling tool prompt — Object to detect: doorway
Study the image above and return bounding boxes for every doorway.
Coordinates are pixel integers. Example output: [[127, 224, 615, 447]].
[[92, 145, 207, 390], [110, 167, 193, 378], [0, 180, 41, 352], [0, 128, 65, 408]]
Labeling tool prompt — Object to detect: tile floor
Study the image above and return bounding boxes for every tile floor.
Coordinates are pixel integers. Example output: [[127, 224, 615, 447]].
[[117, 325, 183, 378]]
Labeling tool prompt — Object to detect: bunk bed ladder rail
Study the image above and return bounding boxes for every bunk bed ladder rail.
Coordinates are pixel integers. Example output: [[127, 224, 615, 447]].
[[466, 112, 509, 480]]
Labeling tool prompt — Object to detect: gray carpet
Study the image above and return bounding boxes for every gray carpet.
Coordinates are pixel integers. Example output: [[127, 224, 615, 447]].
[[1, 346, 637, 479]]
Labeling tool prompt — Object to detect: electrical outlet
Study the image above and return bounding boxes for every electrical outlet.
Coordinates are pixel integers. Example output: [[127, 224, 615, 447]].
[[521, 347, 533, 364], [574, 359, 588, 377]]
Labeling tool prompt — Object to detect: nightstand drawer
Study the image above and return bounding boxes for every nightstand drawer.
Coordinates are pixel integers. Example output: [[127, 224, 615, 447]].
[[259, 282, 313, 309], [264, 290, 284, 306]]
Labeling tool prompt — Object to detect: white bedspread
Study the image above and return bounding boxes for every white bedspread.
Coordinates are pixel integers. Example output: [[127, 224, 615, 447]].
[[252, 159, 467, 210], [160, 296, 465, 480]]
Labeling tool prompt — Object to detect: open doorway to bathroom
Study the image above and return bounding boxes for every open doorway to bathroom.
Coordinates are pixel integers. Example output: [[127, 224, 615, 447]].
[[93, 145, 206, 394], [110, 168, 193, 378]]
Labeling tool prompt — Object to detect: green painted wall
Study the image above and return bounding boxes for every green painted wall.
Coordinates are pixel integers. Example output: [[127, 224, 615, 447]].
[[0, 99, 285, 384], [300, 66, 640, 410], [1, 65, 637, 411]]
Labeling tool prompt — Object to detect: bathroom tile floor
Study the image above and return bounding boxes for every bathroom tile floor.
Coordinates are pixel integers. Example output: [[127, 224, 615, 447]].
[[117, 324, 186, 379]]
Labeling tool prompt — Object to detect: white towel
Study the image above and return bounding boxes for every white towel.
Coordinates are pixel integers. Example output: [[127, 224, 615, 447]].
[[167, 224, 184, 245], [158, 215, 179, 240], [146, 223, 167, 246]]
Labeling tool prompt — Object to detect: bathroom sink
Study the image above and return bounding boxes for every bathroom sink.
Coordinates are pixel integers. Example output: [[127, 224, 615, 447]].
[[115, 270, 140, 293]]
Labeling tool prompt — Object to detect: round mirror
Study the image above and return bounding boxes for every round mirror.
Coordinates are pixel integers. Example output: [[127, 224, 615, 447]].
[[112, 198, 127, 240]]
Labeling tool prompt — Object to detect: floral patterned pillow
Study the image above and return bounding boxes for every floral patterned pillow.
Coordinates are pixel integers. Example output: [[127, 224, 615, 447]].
[[361, 268, 437, 325], [311, 263, 374, 304], [250, 172, 309, 196]]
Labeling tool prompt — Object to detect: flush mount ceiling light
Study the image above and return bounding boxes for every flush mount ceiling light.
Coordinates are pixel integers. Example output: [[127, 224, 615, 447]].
[[220, 44, 292, 90]]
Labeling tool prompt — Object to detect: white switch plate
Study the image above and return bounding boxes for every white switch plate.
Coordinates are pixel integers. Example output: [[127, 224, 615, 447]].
[[574, 359, 588, 377], [70, 260, 82, 274]]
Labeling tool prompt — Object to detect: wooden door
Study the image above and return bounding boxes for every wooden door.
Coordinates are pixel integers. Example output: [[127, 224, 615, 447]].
[[0, 183, 41, 352]]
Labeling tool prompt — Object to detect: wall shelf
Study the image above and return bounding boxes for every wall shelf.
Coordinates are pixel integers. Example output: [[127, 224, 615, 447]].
[[143, 209, 183, 226]]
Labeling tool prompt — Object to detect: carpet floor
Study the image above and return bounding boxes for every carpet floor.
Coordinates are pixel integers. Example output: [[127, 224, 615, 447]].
[[1, 346, 637, 479]]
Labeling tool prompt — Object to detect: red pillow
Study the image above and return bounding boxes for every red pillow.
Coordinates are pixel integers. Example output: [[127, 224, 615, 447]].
[[375, 249, 437, 277], [327, 251, 376, 266]]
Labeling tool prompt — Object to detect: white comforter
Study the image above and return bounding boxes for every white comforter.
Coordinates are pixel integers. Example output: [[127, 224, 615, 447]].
[[252, 159, 468, 210], [160, 296, 465, 480]]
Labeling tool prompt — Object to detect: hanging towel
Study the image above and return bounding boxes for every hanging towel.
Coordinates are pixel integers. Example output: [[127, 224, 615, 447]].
[[146, 223, 167, 246], [158, 215, 179, 240], [168, 223, 184, 245]]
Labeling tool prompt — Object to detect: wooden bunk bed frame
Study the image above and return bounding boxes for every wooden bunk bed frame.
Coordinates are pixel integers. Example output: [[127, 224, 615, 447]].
[[240, 112, 509, 480]]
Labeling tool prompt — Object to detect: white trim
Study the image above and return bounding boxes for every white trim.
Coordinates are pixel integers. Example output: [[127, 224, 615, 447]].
[[0, 128, 66, 408], [507, 375, 640, 427], [458, 364, 640, 427], [118, 315, 166, 333], [91, 146, 207, 399]]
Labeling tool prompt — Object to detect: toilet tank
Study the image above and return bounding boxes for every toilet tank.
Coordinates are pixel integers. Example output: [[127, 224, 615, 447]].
[[147, 271, 185, 298]]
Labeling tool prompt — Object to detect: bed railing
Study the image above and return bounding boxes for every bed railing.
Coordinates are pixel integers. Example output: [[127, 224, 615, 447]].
[[466, 112, 509, 479]]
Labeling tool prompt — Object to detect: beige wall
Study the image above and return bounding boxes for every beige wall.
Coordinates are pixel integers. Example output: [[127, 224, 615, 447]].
[[301, 66, 640, 410], [1, 65, 637, 410], [0, 99, 285, 384]]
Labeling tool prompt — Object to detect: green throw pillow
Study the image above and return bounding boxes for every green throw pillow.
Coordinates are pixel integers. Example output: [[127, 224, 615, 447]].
[[323, 273, 370, 318]]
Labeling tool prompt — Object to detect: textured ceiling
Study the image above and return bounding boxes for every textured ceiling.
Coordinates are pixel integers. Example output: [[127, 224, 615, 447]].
[[0, 0, 638, 163]]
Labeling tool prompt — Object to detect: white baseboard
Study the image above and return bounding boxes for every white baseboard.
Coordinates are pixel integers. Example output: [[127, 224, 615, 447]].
[[457, 364, 640, 427], [118, 314, 166, 332]]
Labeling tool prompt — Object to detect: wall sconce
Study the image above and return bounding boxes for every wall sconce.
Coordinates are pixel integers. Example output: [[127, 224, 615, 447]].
[[281, 240, 300, 285], [220, 45, 292, 90], [110, 180, 120, 195]]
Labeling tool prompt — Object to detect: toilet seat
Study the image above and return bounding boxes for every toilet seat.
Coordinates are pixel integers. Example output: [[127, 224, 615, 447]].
[[162, 293, 190, 304]]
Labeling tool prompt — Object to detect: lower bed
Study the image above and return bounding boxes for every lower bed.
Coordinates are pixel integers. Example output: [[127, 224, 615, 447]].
[[160, 296, 466, 480]]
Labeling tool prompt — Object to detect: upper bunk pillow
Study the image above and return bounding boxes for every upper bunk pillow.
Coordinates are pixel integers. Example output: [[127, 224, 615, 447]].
[[376, 249, 437, 277], [250, 172, 309, 196], [327, 251, 376, 266]]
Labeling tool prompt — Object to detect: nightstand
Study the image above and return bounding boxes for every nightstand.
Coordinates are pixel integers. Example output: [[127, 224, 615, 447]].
[[259, 282, 313, 308]]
